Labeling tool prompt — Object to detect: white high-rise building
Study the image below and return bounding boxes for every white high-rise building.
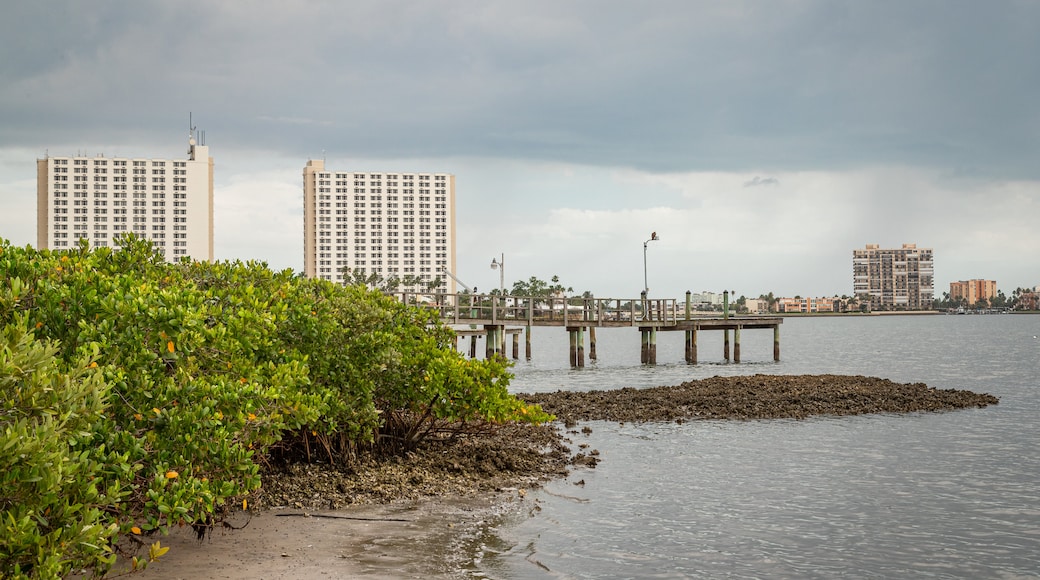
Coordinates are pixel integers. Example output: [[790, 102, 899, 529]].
[[36, 133, 214, 262], [303, 160, 456, 292]]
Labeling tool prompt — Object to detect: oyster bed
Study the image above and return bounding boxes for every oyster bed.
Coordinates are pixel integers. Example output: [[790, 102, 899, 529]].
[[254, 423, 572, 510], [519, 374, 999, 424], [256, 374, 997, 509]]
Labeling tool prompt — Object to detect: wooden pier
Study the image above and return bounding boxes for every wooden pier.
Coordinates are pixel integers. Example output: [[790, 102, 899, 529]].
[[396, 291, 782, 368]]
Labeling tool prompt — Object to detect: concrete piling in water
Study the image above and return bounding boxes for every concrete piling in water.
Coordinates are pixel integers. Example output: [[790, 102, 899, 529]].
[[512, 332, 519, 360], [649, 328, 657, 365], [734, 325, 741, 363], [724, 329, 730, 361], [589, 326, 597, 361]]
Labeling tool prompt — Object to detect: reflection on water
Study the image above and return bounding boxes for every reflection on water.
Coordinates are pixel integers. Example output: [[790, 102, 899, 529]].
[[469, 316, 1040, 578]]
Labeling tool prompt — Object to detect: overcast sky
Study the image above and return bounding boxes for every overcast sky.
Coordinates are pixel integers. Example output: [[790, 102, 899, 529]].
[[2, 1, 1038, 299]]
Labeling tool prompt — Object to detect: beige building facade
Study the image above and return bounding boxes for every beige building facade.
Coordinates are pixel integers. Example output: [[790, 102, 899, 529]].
[[853, 243, 934, 310], [776, 296, 842, 313], [37, 134, 214, 262], [303, 160, 456, 292], [949, 279, 998, 305]]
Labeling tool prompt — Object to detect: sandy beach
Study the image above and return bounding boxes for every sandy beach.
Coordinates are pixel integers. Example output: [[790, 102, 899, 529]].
[[112, 492, 527, 579]]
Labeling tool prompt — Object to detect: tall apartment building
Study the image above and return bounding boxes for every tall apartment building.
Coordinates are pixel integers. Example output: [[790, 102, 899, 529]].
[[37, 134, 214, 262], [853, 243, 934, 310], [302, 160, 456, 292], [949, 279, 997, 305]]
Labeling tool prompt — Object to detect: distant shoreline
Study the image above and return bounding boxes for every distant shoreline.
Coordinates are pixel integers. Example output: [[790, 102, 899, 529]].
[[724, 310, 1040, 318]]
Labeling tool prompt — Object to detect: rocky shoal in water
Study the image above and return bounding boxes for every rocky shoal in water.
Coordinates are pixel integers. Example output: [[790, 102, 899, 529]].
[[519, 374, 999, 425], [255, 375, 997, 510]]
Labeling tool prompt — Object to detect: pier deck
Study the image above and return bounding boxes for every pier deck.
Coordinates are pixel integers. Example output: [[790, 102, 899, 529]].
[[395, 292, 782, 367]]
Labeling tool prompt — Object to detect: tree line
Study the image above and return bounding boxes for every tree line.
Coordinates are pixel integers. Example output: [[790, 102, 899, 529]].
[[0, 236, 549, 578]]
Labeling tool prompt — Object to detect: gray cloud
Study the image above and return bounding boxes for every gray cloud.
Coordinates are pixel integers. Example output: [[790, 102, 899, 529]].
[[2, 0, 1038, 178], [744, 176, 780, 187], [3, 0, 1039, 297]]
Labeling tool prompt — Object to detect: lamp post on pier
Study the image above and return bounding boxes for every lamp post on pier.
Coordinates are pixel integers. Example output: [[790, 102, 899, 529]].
[[643, 232, 659, 296], [489, 254, 506, 357], [490, 254, 505, 293]]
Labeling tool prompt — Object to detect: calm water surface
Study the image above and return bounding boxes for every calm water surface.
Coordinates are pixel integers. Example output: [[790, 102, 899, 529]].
[[463, 315, 1040, 579]]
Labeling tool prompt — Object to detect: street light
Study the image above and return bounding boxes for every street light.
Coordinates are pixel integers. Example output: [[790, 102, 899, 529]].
[[490, 253, 505, 293], [643, 232, 659, 295]]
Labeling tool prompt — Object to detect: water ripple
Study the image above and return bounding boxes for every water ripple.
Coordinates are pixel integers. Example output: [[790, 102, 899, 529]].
[[482, 316, 1040, 579]]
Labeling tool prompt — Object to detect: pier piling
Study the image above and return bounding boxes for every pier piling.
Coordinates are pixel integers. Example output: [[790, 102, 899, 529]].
[[485, 325, 506, 360], [774, 325, 780, 361], [684, 329, 698, 364], [578, 327, 585, 367], [525, 325, 532, 360], [640, 327, 658, 365], [568, 327, 586, 368]]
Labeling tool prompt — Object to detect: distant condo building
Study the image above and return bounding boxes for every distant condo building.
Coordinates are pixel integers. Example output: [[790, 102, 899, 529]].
[[949, 279, 997, 305], [853, 243, 934, 310], [776, 296, 842, 313], [302, 160, 456, 292], [37, 133, 214, 262]]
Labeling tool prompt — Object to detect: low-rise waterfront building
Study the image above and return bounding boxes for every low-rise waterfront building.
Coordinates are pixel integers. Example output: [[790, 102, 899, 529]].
[[690, 291, 724, 307], [744, 298, 771, 314], [1016, 291, 1038, 311], [776, 296, 842, 313]]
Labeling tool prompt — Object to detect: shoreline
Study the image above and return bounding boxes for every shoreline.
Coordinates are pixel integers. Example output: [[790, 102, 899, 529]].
[[109, 374, 998, 578], [114, 493, 530, 579]]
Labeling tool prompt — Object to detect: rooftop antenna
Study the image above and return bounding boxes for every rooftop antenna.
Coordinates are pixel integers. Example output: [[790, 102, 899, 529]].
[[188, 112, 197, 156]]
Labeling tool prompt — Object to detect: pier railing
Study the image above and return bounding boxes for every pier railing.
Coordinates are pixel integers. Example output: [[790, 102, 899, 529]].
[[394, 292, 679, 326], [392, 291, 782, 367]]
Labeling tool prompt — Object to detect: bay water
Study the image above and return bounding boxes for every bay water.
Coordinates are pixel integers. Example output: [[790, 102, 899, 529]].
[[465, 315, 1040, 578]]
